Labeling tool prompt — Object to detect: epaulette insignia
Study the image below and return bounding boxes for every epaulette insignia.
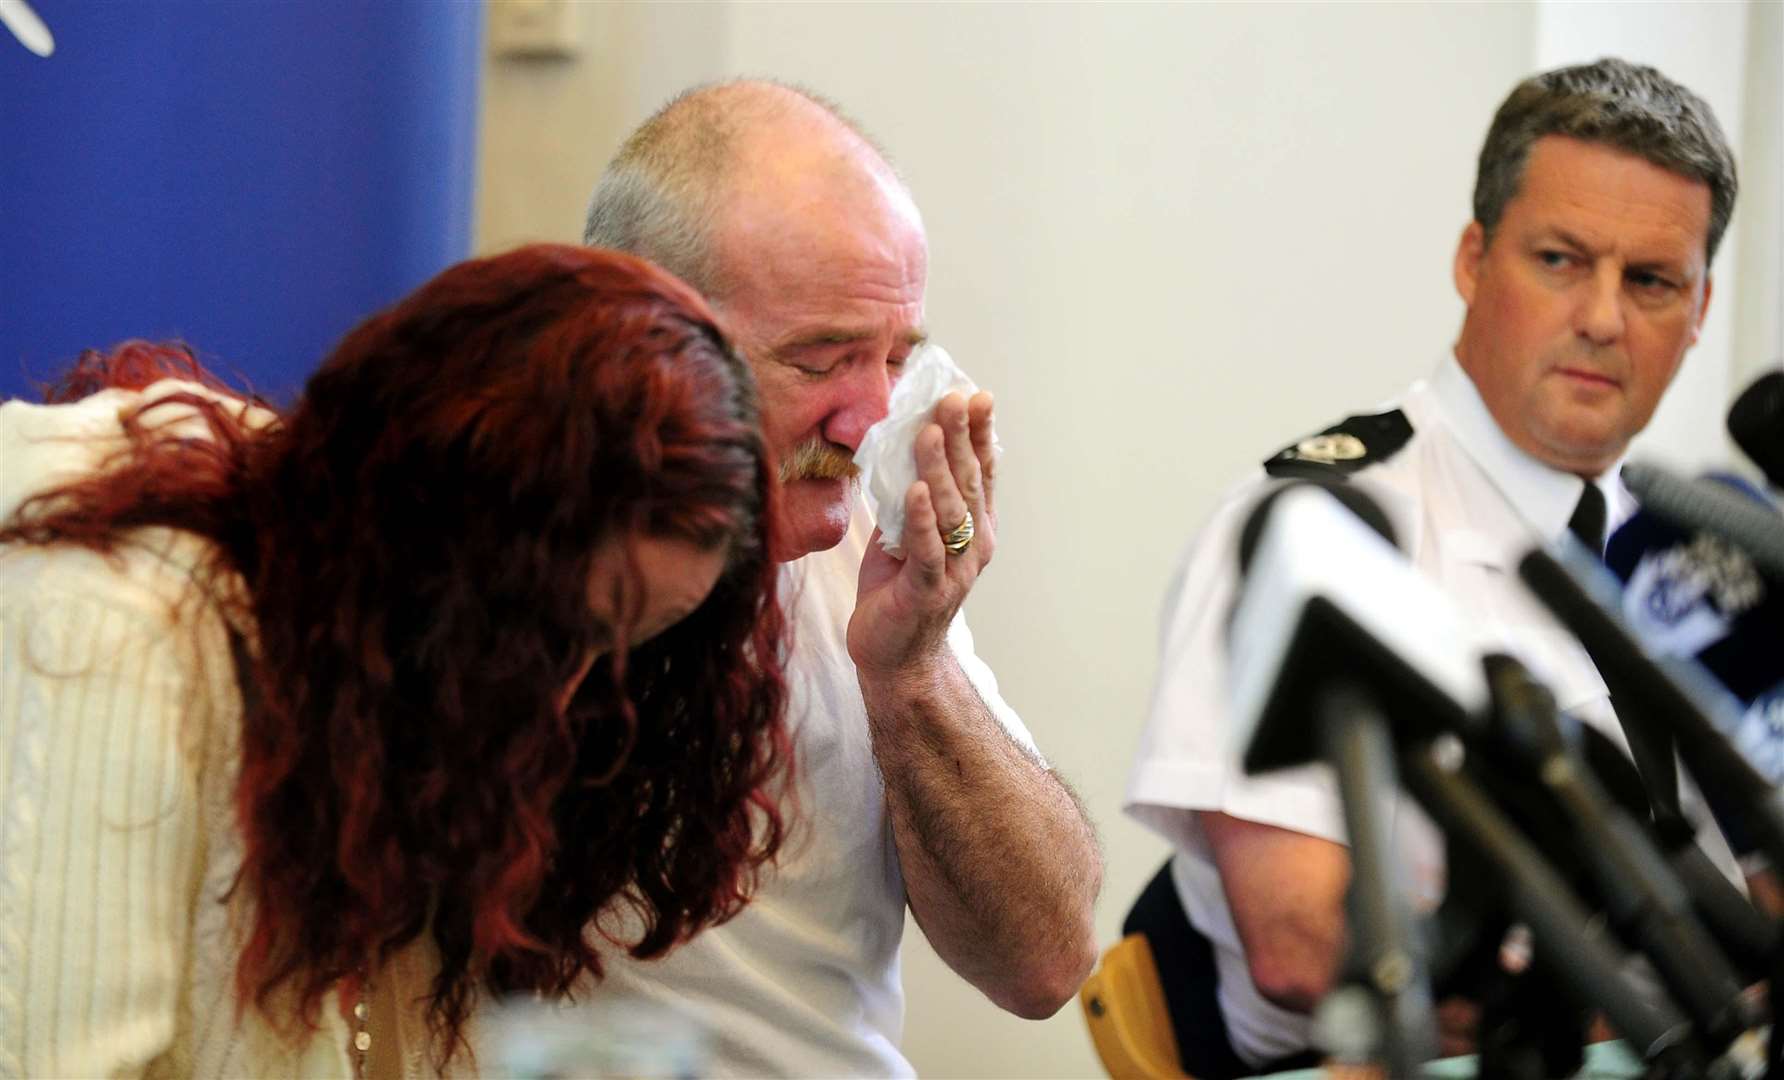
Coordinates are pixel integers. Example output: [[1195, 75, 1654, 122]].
[[1263, 409, 1413, 480]]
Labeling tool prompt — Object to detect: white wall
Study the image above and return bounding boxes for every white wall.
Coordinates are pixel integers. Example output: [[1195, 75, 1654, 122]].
[[1733, 0, 1784, 393], [475, 4, 1780, 1076]]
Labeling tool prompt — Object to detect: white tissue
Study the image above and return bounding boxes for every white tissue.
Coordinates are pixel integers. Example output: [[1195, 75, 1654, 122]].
[[851, 343, 994, 557]]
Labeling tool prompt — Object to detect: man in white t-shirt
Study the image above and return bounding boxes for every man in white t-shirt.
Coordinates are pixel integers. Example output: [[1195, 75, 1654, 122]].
[[1125, 57, 1739, 1076], [568, 80, 1102, 1076]]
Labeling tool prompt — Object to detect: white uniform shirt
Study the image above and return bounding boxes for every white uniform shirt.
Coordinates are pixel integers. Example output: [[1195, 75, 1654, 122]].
[[1124, 354, 1738, 1067]]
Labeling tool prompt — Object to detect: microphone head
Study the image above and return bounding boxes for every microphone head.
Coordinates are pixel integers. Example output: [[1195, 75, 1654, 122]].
[[1620, 460, 1784, 582], [1229, 484, 1486, 774], [1734, 688, 1784, 784], [1607, 474, 1784, 787], [1236, 478, 1399, 576], [1728, 370, 1784, 489]]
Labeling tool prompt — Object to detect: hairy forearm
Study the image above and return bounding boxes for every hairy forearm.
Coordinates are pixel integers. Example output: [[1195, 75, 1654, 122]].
[[861, 659, 1101, 1019]]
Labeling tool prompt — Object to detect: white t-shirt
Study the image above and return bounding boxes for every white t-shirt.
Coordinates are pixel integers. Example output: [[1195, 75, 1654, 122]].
[[1123, 355, 1739, 1067], [521, 504, 1036, 1079]]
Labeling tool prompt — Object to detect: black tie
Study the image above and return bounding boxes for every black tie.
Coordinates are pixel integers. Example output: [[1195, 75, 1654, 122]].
[[1570, 478, 1684, 829], [1568, 482, 1607, 556]]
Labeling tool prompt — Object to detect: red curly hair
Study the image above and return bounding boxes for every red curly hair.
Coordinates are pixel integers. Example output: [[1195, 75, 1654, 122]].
[[1, 245, 791, 1061]]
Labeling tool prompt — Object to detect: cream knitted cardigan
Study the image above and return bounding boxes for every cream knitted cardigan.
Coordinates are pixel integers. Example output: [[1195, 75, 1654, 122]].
[[0, 386, 352, 1077]]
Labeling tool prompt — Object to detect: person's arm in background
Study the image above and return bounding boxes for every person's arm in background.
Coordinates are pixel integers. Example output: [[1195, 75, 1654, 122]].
[[1199, 811, 1350, 1011], [1201, 811, 1483, 1058]]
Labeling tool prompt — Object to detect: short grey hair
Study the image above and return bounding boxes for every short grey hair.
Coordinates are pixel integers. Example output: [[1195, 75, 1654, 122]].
[[583, 79, 894, 301], [1475, 57, 1738, 262]]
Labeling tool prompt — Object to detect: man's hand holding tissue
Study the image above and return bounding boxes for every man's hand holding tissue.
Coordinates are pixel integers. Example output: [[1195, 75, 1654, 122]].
[[847, 390, 997, 684], [842, 364, 1099, 1020]]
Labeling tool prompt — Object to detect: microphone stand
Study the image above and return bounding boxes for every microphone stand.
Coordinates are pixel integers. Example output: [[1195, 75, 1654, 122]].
[[1479, 655, 1754, 1056], [1574, 725, 1782, 985], [1396, 742, 1711, 1078], [1519, 549, 1784, 1073], [1318, 681, 1435, 1077], [1519, 549, 1784, 876]]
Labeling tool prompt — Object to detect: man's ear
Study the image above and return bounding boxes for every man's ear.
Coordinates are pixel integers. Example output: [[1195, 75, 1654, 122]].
[[1454, 222, 1486, 307], [1688, 274, 1714, 347]]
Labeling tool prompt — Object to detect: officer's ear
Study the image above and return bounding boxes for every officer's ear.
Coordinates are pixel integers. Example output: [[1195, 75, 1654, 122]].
[[1454, 222, 1486, 307], [1689, 274, 1714, 346]]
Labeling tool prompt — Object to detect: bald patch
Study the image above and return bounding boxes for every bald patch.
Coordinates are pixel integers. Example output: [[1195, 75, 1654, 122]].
[[663, 80, 895, 174], [653, 81, 906, 231], [584, 79, 909, 301]]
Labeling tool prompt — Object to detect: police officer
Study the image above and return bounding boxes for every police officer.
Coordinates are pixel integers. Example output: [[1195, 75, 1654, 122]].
[[1125, 57, 1739, 1077]]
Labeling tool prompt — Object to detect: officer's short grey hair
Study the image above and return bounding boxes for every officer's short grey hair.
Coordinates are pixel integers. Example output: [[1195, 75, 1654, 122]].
[[1474, 57, 1738, 262]]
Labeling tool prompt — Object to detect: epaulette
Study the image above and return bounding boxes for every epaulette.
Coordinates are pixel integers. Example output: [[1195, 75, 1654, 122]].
[[1263, 408, 1413, 480]]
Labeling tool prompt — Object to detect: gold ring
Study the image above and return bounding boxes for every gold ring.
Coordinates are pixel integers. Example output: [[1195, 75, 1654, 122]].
[[941, 511, 975, 555]]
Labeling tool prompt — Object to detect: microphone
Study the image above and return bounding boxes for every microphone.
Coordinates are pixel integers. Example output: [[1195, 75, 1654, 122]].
[[1475, 654, 1754, 1051], [1728, 370, 1784, 491], [1518, 545, 1784, 874], [1602, 479, 1784, 989], [1622, 462, 1784, 583], [1396, 746, 1705, 1074], [1230, 484, 1713, 1073], [1230, 481, 1444, 1075], [1230, 481, 1488, 774], [1236, 478, 1399, 576], [1607, 474, 1784, 782]]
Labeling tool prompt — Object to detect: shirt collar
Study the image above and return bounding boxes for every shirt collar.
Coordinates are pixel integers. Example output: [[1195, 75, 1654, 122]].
[[1428, 352, 1627, 545]]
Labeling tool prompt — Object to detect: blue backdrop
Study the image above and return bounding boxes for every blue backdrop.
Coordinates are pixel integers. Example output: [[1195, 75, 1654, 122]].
[[1, 1, 482, 403]]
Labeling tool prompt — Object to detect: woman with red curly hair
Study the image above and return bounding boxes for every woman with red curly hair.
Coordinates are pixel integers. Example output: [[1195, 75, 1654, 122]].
[[0, 244, 790, 1077]]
